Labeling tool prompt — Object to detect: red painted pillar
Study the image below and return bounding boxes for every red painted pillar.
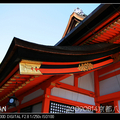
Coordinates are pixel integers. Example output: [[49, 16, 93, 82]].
[[17, 97, 23, 113], [17, 104, 21, 113], [95, 103, 101, 113], [94, 70, 100, 113], [94, 70, 100, 97], [114, 100, 119, 113], [74, 74, 78, 87], [41, 88, 51, 113]]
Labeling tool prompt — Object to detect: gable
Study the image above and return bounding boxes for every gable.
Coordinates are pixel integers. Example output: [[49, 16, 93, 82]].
[[62, 12, 86, 38]]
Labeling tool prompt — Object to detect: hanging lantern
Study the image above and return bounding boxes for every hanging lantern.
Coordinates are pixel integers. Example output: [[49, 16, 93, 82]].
[[7, 94, 18, 107]]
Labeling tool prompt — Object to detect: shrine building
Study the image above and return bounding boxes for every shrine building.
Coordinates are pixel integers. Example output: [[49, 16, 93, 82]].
[[1, 4, 120, 113]]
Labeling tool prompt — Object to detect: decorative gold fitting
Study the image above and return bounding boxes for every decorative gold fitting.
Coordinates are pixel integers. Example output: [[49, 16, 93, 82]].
[[10, 78, 16, 81], [26, 81, 30, 84], [22, 83, 26, 86], [15, 88, 19, 91], [51, 82, 55, 86], [12, 91, 16, 93], [18, 86, 22, 89], [2, 86, 7, 89], [34, 76, 40, 78], [29, 78, 34, 81], [0, 89, 4, 90], [14, 75, 20, 78], [7, 81, 13, 83], [4, 84, 9, 86], [78, 63, 93, 71]]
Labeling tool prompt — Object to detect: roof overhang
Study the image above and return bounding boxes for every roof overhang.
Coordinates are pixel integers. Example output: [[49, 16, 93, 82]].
[[55, 4, 120, 46], [0, 37, 120, 84]]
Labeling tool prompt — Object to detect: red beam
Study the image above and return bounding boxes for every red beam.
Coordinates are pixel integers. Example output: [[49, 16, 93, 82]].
[[108, 28, 119, 34], [74, 74, 78, 87], [94, 37, 106, 41], [50, 95, 95, 108], [106, 30, 117, 36], [102, 32, 113, 38], [93, 59, 113, 69], [97, 35, 109, 40], [113, 26, 120, 31], [116, 23, 120, 27], [97, 91, 120, 103], [56, 82, 95, 97], [98, 61, 120, 76], [33, 59, 113, 75], [99, 69, 120, 81], [40, 68, 80, 74], [93, 55, 111, 62], [42, 61, 80, 65], [41, 74, 70, 90]]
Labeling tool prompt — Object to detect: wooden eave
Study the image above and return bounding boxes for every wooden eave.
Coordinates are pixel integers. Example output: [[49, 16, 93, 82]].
[[0, 37, 120, 103], [55, 4, 120, 46], [1, 37, 120, 80]]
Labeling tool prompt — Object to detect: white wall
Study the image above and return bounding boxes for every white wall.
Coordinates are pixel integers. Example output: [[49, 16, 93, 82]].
[[51, 87, 95, 105], [99, 74, 120, 96], [78, 72, 94, 92], [60, 72, 94, 92], [60, 75, 74, 86], [99, 67, 120, 77], [21, 88, 44, 104]]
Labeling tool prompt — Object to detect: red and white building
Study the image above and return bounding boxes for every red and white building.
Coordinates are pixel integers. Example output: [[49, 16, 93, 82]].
[[0, 4, 120, 113]]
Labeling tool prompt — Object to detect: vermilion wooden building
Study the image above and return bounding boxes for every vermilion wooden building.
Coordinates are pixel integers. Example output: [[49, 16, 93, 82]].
[[1, 4, 120, 113]]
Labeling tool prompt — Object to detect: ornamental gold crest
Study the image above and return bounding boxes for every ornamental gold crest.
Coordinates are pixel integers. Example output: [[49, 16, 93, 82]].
[[78, 63, 93, 71]]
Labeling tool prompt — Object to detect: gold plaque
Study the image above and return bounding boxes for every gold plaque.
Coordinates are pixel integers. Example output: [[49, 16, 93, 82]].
[[19, 59, 43, 75]]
